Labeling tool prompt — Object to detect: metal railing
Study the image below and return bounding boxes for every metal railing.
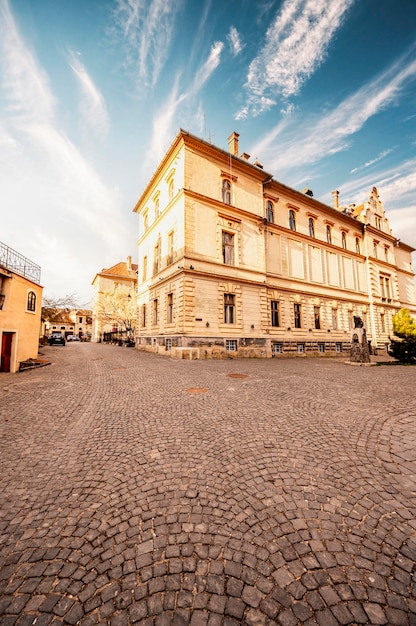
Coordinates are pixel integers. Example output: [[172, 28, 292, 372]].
[[0, 242, 41, 284]]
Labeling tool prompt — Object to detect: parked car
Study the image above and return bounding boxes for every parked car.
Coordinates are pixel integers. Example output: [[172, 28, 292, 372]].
[[67, 335, 80, 342], [49, 332, 65, 346]]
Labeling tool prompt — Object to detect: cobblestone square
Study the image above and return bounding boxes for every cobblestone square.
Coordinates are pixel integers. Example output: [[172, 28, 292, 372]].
[[0, 343, 415, 625]]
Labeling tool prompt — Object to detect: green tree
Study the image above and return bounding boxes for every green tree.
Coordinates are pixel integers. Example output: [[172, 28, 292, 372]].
[[388, 308, 416, 363]]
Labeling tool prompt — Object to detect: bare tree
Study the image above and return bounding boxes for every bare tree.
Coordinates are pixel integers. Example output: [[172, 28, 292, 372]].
[[42, 293, 80, 322], [93, 286, 137, 338]]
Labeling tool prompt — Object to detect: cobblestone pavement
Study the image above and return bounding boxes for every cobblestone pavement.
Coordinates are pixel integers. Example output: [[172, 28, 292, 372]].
[[0, 344, 415, 626]]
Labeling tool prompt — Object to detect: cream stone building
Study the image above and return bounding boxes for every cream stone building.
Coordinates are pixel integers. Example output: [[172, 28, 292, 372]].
[[91, 257, 138, 342], [133, 130, 416, 359], [0, 242, 43, 372]]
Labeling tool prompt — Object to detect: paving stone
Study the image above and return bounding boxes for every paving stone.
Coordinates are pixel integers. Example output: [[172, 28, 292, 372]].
[[1, 346, 415, 625]]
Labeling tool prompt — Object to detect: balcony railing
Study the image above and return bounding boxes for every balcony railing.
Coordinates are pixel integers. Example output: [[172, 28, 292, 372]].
[[0, 242, 41, 284]]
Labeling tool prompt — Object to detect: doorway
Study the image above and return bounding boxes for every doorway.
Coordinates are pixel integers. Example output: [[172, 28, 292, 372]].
[[1, 332, 13, 372]]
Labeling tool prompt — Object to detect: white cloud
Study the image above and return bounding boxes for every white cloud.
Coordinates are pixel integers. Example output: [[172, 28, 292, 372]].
[[0, 0, 55, 123], [237, 0, 354, 118], [148, 75, 187, 164], [227, 26, 244, 56], [193, 41, 224, 93], [350, 149, 394, 174], [113, 0, 183, 89], [68, 51, 110, 138], [321, 160, 416, 248], [0, 0, 133, 302], [250, 49, 416, 174], [144, 39, 225, 168]]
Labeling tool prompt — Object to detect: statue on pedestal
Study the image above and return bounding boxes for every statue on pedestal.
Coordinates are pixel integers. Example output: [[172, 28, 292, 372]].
[[350, 317, 371, 363]]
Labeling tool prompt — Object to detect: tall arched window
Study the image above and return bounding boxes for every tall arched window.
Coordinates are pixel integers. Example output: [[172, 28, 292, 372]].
[[326, 225, 332, 244], [289, 210, 296, 231], [168, 179, 174, 202], [27, 291, 36, 312], [222, 179, 231, 205], [308, 218, 315, 238], [355, 237, 361, 254], [266, 201, 274, 223], [341, 232, 347, 249]]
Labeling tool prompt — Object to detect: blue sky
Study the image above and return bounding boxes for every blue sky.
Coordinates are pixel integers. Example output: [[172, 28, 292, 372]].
[[1, 0, 415, 305]]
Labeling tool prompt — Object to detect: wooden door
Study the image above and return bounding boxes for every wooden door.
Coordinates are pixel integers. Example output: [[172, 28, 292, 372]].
[[1, 333, 12, 372]]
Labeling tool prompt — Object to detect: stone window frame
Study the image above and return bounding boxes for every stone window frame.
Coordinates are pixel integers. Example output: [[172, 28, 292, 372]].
[[26, 290, 36, 312], [218, 282, 242, 329], [265, 200, 274, 223], [167, 292, 174, 324], [270, 300, 280, 327], [217, 214, 241, 267], [294, 303, 302, 328], [223, 293, 236, 324]]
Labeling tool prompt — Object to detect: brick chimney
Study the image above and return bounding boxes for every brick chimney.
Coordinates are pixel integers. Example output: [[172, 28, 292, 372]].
[[228, 131, 239, 156], [332, 190, 339, 209]]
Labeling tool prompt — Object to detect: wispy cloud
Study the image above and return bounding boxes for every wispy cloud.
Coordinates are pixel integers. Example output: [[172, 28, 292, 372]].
[[250, 47, 416, 175], [144, 38, 225, 170], [350, 148, 394, 174], [193, 41, 224, 93], [227, 26, 244, 56], [0, 0, 55, 123], [0, 0, 132, 301], [237, 0, 354, 118], [148, 74, 187, 163], [113, 0, 183, 89], [332, 159, 416, 246], [68, 51, 110, 138]]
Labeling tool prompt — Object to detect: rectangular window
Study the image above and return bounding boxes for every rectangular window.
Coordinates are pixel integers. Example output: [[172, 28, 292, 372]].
[[336, 342, 342, 353], [222, 231, 235, 265], [385, 277, 391, 300], [271, 300, 279, 327], [379, 276, 385, 299], [224, 293, 235, 324], [380, 275, 391, 301], [318, 342, 325, 353], [142, 256, 147, 282], [153, 299, 158, 325], [79, 317, 82, 324], [273, 343, 283, 354], [294, 303, 301, 328], [167, 231, 174, 265], [314, 306, 321, 330], [380, 313, 385, 333], [226, 339, 237, 352], [165, 338, 172, 351], [332, 308, 338, 330], [167, 293, 173, 324], [142, 304, 146, 327], [297, 343, 305, 353]]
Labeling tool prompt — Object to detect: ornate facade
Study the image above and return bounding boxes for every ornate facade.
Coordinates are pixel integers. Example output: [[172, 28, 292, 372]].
[[133, 130, 416, 358]]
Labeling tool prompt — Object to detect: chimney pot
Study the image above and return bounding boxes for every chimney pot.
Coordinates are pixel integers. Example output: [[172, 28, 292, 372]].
[[332, 190, 339, 209]]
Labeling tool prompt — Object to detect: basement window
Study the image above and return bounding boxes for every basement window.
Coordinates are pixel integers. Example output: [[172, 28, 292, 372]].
[[225, 339, 237, 352]]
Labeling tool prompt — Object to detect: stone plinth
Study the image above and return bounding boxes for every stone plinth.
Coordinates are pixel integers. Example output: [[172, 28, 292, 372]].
[[350, 327, 371, 363]]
